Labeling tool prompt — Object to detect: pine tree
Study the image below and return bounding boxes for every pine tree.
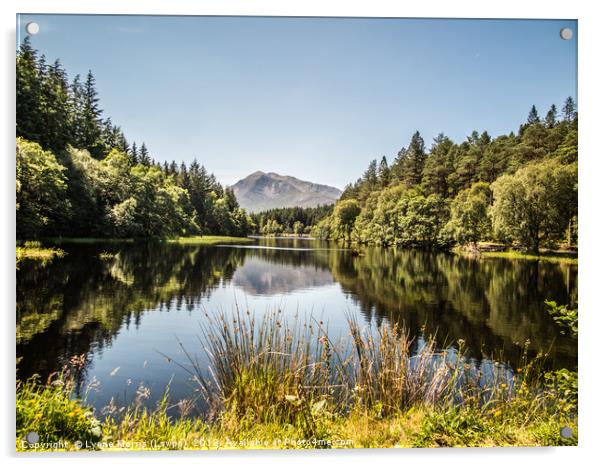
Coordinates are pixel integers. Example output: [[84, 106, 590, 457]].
[[545, 104, 557, 128], [562, 96, 576, 122], [402, 131, 426, 186], [361, 159, 378, 197], [130, 142, 138, 164], [80, 70, 103, 154], [102, 118, 120, 151], [139, 142, 150, 165], [16, 37, 43, 143], [224, 188, 239, 211], [422, 133, 454, 196], [119, 131, 130, 154], [527, 105, 540, 124], [378, 156, 391, 188], [69, 74, 85, 146]]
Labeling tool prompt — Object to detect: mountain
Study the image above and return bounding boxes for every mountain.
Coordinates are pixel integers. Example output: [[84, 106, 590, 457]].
[[231, 171, 342, 212]]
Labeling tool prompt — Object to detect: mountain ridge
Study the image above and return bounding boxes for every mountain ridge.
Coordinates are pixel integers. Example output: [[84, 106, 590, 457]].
[[231, 171, 342, 212]]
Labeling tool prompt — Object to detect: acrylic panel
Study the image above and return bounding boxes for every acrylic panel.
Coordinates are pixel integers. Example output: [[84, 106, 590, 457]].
[[15, 14, 578, 451]]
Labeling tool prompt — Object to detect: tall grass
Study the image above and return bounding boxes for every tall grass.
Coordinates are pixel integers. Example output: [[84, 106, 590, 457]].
[[17, 309, 577, 449], [177, 309, 536, 432]]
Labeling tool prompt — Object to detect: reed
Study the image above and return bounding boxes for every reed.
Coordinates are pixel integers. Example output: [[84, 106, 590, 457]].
[[180, 309, 519, 426]]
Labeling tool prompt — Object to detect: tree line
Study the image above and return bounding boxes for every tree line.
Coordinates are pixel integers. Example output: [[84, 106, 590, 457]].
[[16, 39, 254, 239], [312, 99, 577, 253], [250, 205, 334, 236]]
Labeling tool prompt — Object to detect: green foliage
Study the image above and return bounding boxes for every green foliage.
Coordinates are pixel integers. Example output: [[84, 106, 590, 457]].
[[446, 182, 492, 247], [16, 42, 254, 240], [413, 407, 493, 447], [545, 300, 578, 336], [333, 199, 361, 241], [349, 186, 450, 247], [544, 369, 578, 412], [16, 138, 70, 238], [326, 99, 577, 251], [252, 205, 333, 234], [490, 159, 577, 252], [16, 374, 102, 447]]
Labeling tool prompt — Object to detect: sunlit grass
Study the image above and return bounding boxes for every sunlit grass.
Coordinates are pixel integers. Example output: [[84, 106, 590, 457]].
[[479, 250, 577, 264], [453, 243, 578, 264], [167, 236, 255, 245]]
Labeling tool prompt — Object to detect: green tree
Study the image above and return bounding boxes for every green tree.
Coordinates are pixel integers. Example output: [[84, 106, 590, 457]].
[[545, 104, 557, 128], [422, 134, 454, 196], [527, 105, 540, 125], [16, 38, 43, 144], [446, 182, 492, 248], [16, 138, 70, 238], [334, 199, 361, 241], [490, 159, 577, 253], [393, 190, 449, 247], [292, 220, 304, 236], [71, 71, 104, 156], [400, 131, 427, 187], [562, 96, 576, 122], [378, 156, 391, 188], [139, 142, 151, 166]]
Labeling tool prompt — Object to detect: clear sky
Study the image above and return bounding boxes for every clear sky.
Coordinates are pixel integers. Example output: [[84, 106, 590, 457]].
[[17, 15, 577, 189]]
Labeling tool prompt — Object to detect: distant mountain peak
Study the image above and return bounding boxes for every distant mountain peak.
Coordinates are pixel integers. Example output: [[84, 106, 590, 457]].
[[231, 172, 341, 213]]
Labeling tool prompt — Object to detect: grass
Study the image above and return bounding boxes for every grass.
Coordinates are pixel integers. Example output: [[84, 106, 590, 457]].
[[453, 243, 578, 264], [479, 250, 578, 265], [16, 241, 65, 265], [16, 311, 577, 451], [166, 235, 255, 245]]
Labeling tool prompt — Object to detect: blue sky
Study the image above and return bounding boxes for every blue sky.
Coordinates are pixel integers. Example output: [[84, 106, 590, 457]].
[[17, 15, 577, 188]]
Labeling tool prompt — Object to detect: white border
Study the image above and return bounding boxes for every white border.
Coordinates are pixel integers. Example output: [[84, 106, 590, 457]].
[[2, 1, 601, 465]]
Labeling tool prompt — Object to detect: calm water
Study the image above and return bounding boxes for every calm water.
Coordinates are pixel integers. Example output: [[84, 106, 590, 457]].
[[16, 237, 577, 412]]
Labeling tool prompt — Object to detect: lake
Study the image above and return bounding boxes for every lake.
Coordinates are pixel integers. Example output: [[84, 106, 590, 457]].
[[16, 237, 577, 413]]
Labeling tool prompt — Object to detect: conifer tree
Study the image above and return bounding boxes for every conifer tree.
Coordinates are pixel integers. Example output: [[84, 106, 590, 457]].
[[378, 156, 391, 188], [527, 105, 540, 124], [16, 37, 43, 143], [545, 104, 557, 128], [562, 96, 576, 122], [402, 131, 426, 186], [130, 142, 138, 164], [139, 142, 150, 165]]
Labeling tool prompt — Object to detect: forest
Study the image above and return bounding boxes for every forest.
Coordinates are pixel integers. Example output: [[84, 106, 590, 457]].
[[250, 205, 334, 236], [312, 101, 578, 253], [16, 38, 253, 239], [17, 38, 577, 254]]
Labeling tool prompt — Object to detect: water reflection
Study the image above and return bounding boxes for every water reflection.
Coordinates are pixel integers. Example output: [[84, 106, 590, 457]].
[[232, 257, 334, 295], [16, 238, 577, 408]]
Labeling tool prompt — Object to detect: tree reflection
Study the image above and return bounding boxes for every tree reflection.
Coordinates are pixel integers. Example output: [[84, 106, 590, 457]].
[[17, 240, 577, 385]]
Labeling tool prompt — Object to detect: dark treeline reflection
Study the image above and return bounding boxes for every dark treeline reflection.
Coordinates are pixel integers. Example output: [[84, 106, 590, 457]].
[[17, 240, 577, 386], [328, 247, 577, 369]]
